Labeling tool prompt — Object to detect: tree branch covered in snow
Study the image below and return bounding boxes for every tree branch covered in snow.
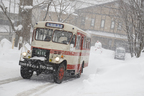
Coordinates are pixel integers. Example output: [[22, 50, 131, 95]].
[[49, 0, 78, 22], [0, 0, 24, 37], [0, 2, 16, 32], [43, 0, 53, 21]]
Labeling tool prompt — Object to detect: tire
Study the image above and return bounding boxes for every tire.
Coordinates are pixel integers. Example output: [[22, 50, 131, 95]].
[[76, 65, 83, 78], [54, 64, 65, 84], [20, 66, 33, 79]]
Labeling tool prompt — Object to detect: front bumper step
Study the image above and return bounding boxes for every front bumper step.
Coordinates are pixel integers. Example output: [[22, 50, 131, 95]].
[[19, 60, 53, 70]]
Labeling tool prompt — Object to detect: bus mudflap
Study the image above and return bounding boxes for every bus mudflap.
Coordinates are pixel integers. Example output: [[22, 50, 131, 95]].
[[19, 60, 53, 70]]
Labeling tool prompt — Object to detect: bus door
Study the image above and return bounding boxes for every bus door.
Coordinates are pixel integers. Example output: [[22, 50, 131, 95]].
[[78, 35, 85, 72], [75, 34, 84, 73]]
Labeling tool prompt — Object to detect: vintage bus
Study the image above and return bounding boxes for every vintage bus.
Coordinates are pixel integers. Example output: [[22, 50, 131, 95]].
[[19, 21, 91, 84]]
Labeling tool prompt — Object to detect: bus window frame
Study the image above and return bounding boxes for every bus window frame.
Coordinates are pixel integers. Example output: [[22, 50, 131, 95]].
[[32, 29, 36, 42], [76, 32, 89, 50], [35, 28, 53, 42], [52, 30, 73, 45], [33, 28, 75, 46], [70, 34, 76, 47], [83, 36, 86, 49], [75, 35, 81, 50], [86, 37, 91, 49]]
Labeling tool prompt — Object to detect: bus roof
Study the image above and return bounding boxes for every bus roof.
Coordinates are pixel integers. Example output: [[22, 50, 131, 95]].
[[35, 21, 91, 38]]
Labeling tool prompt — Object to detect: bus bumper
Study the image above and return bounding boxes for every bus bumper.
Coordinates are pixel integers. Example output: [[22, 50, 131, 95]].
[[19, 59, 53, 70]]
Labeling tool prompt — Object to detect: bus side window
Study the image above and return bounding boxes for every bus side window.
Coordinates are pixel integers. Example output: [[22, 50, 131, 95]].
[[86, 38, 89, 49], [32, 29, 36, 41], [70, 35, 76, 45], [83, 36, 86, 49], [76, 35, 81, 49], [86, 38, 91, 49]]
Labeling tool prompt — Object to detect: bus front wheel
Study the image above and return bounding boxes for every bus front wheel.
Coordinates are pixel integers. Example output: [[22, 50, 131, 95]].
[[20, 66, 33, 79], [54, 64, 65, 84]]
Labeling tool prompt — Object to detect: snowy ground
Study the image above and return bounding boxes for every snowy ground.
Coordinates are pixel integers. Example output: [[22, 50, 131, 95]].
[[0, 39, 144, 96]]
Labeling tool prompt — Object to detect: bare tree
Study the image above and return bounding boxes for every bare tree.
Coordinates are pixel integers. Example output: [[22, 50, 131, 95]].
[[31, 0, 79, 25], [19, 0, 33, 44], [118, 0, 144, 57], [0, 1, 16, 33], [0, 0, 33, 48], [43, 0, 53, 21], [49, 0, 78, 23], [31, 0, 53, 27]]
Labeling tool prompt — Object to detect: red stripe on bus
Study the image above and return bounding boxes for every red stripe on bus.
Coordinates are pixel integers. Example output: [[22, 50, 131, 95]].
[[67, 63, 88, 70], [67, 65, 76, 69], [32, 46, 90, 56]]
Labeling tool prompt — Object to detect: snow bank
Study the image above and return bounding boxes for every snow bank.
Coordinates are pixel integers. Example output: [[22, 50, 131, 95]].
[[0, 38, 20, 80], [0, 38, 12, 50], [1, 38, 144, 96], [81, 46, 144, 96]]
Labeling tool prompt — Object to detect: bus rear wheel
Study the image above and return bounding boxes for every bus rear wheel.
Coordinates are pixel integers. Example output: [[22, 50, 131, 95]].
[[76, 66, 83, 78], [20, 66, 33, 79], [54, 64, 65, 84]]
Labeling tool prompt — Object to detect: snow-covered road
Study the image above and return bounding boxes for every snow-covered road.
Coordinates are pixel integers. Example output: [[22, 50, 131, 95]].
[[0, 70, 89, 96], [0, 39, 144, 96]]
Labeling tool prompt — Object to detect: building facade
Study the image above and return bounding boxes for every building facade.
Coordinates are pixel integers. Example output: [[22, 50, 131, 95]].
[[74, 1, 129, 51]]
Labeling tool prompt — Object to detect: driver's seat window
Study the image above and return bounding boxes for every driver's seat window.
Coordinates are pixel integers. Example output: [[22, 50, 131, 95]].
[[58, 37, 67, 42]]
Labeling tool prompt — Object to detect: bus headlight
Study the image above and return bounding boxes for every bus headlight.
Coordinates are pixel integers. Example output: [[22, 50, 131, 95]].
[[55, 57, 60, 62], [22, 52, 27, 57]]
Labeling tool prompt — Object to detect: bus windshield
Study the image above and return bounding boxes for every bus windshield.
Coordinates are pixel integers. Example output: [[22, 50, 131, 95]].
[[35, 28, 53, 41], [53, 30, 73, 44]]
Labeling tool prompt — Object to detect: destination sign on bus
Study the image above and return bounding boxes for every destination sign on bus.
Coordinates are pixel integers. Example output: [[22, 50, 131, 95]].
[[45, 22, 64, 28]]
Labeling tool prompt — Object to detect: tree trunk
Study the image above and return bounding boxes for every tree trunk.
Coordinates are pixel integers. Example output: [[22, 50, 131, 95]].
[[19, 0, 33, 44]]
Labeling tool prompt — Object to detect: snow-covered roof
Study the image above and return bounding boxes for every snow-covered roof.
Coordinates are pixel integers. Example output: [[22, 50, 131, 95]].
[[87, 30, 127, 40], [76, 0, 117, 9]]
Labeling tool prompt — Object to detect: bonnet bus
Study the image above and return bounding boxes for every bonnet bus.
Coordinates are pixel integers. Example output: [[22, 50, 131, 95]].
[[19, 21, 91, 84]]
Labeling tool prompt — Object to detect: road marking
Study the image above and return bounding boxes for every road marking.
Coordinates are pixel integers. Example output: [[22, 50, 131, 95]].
[[16, 83, 54, 96], [33, 85, 57, 96], [0, 77, 22, 85]]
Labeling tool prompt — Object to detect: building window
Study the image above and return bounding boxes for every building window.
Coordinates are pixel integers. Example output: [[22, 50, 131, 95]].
[[118, 22, 122, 30], [108, 40, 112, 49], [111, 21, 115, 29], [91, 18, 95, 26], [81, 17, 85, 25], [101, 19, 105, 28], [75, 17, 78, 25]]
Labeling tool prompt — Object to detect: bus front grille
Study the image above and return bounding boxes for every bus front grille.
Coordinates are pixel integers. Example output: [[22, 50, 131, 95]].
[[32, 48, 50, 60]]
